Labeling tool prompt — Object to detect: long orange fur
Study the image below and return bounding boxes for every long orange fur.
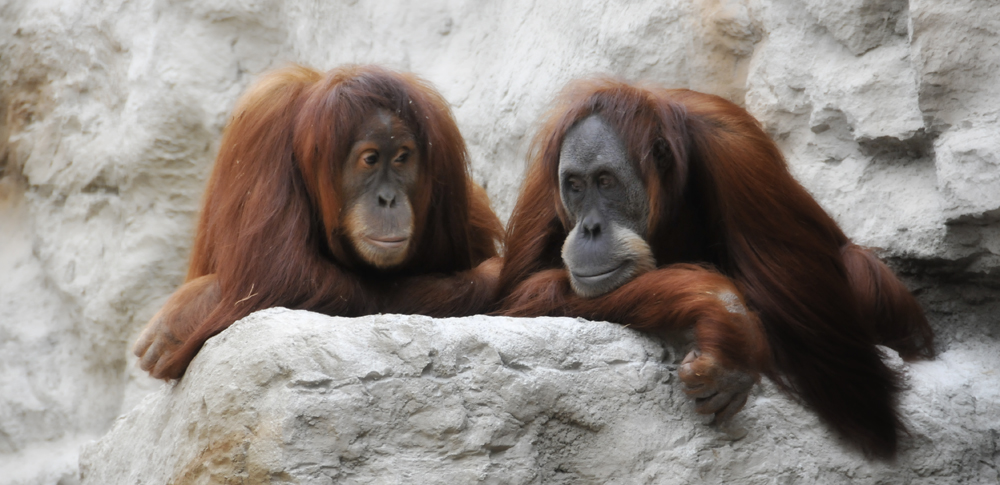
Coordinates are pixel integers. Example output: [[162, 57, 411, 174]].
[[150, 64, 503, 379], [499, 78, 934, 458]]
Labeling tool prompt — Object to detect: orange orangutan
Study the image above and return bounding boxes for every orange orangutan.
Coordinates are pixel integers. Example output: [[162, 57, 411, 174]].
[[134, 64, 503, 380], [499, 78, 934, 458]]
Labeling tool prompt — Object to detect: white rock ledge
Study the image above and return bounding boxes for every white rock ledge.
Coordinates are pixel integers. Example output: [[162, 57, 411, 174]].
[[80, 308, 1000, 484]]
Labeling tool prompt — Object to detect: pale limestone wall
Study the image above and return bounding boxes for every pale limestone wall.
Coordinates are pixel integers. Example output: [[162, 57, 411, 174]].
[[0, 1, 997, 483]]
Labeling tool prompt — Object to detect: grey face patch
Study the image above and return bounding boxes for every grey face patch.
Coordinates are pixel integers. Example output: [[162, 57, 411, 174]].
[[558, 114, 654, 297], [559, 115, 648, 235]]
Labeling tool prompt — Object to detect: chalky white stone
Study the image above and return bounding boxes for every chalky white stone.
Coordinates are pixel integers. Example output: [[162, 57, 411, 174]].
[[80, 309, 1000, 484]]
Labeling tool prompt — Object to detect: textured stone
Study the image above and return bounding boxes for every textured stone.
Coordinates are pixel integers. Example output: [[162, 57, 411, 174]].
[[80, 309, 1000, 484], [744, 0, 1000, 270], [804, 0, 908, 55]]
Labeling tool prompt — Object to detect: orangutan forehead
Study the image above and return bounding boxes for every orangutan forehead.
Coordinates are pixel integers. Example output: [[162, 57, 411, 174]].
[[356, 108, 416, 142], [559, 114, 630, 172]]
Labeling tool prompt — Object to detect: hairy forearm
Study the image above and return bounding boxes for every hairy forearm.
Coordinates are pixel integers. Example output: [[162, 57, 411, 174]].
[[502, 265, 769, 373]]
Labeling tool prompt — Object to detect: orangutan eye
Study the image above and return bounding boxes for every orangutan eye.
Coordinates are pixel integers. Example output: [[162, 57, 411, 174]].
[[394, 151, 409, 164], [363, 152, 378, 166], [567, 177, 584, 192], [598, 173, 616, 189]]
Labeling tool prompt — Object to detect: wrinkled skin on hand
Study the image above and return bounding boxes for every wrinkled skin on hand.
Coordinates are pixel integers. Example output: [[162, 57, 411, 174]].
[[679, 348, 756, 423]]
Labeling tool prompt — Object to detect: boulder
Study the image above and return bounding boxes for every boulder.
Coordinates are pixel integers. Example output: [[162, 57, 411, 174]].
[[81, 309, 1000, 484]]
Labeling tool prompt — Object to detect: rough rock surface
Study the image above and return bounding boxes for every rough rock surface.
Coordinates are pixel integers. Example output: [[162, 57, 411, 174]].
[[80, 309, 1000, 484], [0, 0, 998, 483]]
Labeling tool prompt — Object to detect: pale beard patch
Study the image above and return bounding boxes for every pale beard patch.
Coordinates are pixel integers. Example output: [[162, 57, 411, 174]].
[[621, 230, 656, 275]]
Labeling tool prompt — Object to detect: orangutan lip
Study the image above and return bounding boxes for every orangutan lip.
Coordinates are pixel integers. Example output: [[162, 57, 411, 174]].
[[365, 236, 409, 249], [572, 261, 628, 281]]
